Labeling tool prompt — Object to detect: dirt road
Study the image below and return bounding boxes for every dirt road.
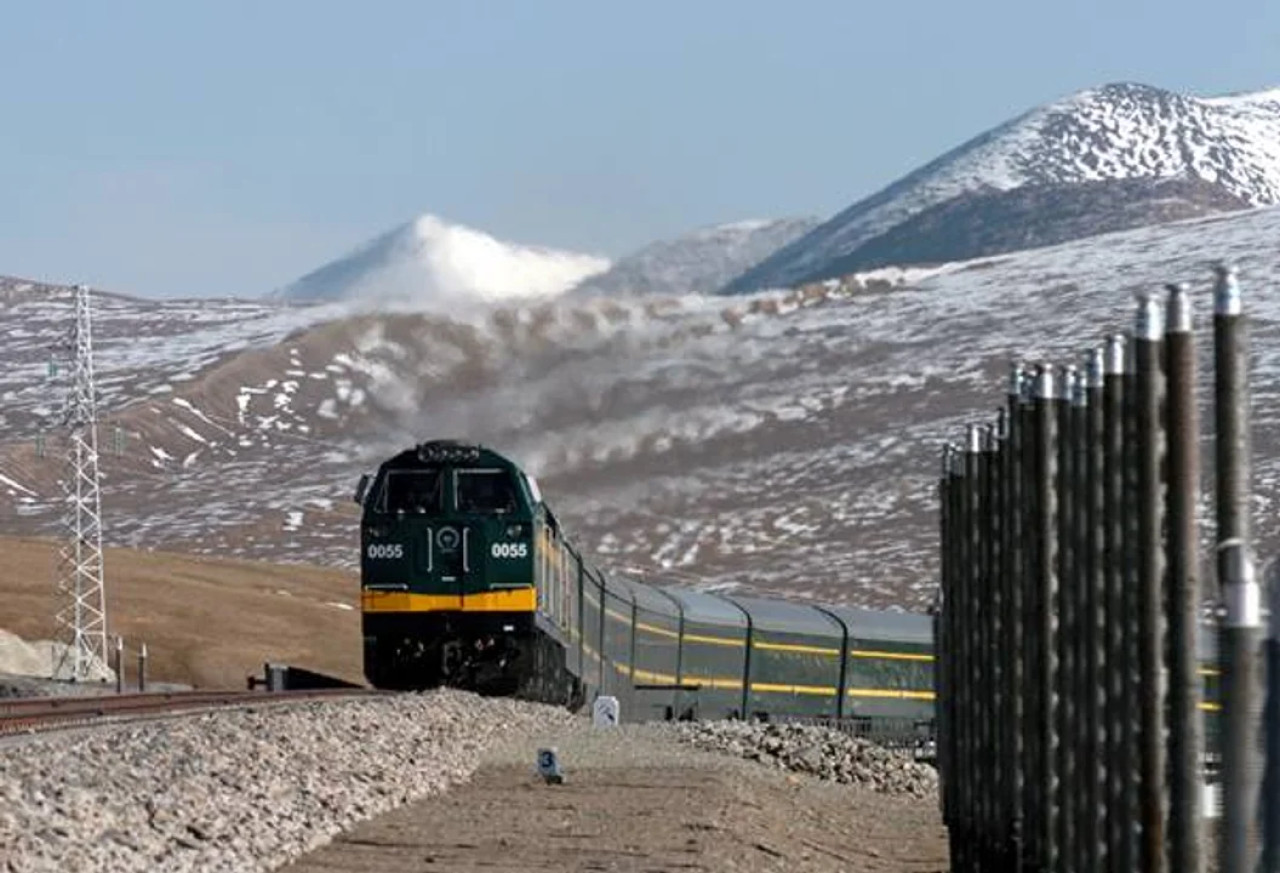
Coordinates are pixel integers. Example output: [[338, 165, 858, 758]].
[[281, 724, 948, 873]]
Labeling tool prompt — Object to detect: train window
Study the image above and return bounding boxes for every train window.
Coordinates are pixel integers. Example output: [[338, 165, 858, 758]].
[[455, 468, 518, 514], [379, 468, 444, 515]]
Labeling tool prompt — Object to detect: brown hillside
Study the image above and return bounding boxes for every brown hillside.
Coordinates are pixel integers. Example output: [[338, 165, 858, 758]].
[[0, 536, 362, 689]]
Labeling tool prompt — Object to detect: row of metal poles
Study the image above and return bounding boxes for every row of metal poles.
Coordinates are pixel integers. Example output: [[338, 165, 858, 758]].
[[935, 264, 1267, 873]]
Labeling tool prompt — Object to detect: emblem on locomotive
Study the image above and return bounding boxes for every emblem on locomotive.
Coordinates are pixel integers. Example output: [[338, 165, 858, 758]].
[[437, 526, 460, 551]]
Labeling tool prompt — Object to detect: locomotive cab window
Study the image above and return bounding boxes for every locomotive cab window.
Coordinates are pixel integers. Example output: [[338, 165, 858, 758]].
[[455, 468, 518, 514], [379, 468, 444, 515]]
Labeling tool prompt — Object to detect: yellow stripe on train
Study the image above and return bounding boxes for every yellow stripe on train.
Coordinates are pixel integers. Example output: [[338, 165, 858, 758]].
[[361, 588, 537, 613]]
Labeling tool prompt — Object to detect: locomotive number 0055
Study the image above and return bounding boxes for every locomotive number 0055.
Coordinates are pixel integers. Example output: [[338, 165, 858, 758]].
[[490, 542, 529, 559], [366, 543, 405, 559]]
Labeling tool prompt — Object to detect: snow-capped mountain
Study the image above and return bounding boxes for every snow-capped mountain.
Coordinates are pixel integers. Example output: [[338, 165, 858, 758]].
[[272, 214, 610, 309], [570, 217, 820, 298], [812, 176, 1249, 279], [723, 82, 1280, 293], [5, 203, 1280, 611]]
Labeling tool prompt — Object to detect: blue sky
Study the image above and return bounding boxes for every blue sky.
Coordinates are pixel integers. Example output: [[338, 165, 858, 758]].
[[1, 0, 1276, 298]]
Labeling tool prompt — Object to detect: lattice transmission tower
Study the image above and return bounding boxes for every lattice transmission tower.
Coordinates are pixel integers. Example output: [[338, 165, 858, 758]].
[[51, 283, 110, 682]]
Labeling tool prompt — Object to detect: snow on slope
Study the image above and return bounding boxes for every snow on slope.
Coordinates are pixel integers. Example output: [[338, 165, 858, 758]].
[[570, 217, 820, 297], [4, 205, 1280, 609], [724, 82, 1280, 293], [272, 214, 610, 309], [0, 276, 345, 441]]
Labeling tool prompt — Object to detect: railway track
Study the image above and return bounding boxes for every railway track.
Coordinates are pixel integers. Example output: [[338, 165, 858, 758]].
[[0, 688, 382, 737]]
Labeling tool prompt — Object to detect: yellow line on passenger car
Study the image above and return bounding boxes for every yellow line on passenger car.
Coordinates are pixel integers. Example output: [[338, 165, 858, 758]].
[[751, 681, 839, 696], [847, 688, 935, 700], [849, 649, 934, 662], [753, 641, 840, 656], [635, 620, 679, 639], [682, 632, 744, 648]]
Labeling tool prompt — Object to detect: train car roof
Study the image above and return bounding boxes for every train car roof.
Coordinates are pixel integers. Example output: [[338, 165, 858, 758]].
[[599, 572, 637, 605], [660, 587, 748, 628], [726, 595, 843, 636], [627, 578, 680, 617], [824, 605, 932, 644]]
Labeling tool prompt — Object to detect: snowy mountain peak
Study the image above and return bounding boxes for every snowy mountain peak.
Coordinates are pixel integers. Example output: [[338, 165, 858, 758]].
[[723, 82, 1280, 293], [273, 214, 609, 309], [570, 216, 820, 298]]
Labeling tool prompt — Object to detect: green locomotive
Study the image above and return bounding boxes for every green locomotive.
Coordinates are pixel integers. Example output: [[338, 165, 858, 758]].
[[355, 440, 568, 693], [355, 440, 935, 732]]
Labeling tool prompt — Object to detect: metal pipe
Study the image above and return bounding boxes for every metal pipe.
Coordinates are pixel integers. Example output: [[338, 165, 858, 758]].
[[1165, 282, 1203, 873], [1068, 365, 1091, 873], [1034, 364, 1061, 873], [1056, 365, 1077, 873], [982, 422, 1001, 868], [1134, 293, 1167, 873], [1220, 540, 1261, 870], [974, 424, 991, 866], [946, 442, 967, 865], [937, 445, 953, 828], [1103, 333, 1127, 872], [963, 423, 983, 870], [1264, 560, 1280, 872], [1020, 370, 1041, 871], [114, 635, 124, 694], [1007, 365, 1029, 871], [1214, 263, 1260, 873], [1259, 558, 1280, 870], [1120, 331, 1141, 873], [1085, 346, 1106, 873]]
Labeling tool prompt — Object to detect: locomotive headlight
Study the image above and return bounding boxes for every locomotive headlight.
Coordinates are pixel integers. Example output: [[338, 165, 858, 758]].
[[506, 524, 524, 538]]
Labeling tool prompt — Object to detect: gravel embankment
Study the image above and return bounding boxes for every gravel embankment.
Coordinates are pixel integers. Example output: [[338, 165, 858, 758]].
[[0, 690, 576, 873], [0, 693, 939, 873], [661, 720, 939, 797]]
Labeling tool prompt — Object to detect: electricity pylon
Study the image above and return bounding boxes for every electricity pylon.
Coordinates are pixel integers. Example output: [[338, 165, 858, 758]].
[[51, 284, 109, 682]]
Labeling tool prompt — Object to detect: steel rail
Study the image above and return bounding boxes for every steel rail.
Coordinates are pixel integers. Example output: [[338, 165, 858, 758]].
[[0, 688, 383, 737]]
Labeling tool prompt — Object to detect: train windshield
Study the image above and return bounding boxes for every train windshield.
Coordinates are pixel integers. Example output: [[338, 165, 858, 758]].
[[379, 468, 444, 515], [455, 468, 518, 514]]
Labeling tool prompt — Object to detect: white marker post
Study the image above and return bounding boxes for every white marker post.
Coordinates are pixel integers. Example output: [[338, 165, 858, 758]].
[[592, 695, 620, 727], [537, 747, 563, 784]]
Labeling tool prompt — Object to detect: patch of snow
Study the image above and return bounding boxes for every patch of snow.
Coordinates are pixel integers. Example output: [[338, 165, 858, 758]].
[[174, 423, 209, 445], [0, 471, 35, 496]]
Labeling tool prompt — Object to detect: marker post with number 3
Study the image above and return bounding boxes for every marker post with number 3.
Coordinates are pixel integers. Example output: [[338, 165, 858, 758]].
[[537, 748, 564, 784]]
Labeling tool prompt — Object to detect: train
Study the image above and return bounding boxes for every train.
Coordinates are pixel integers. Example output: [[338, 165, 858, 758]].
[[354, 439, 935, 733]]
